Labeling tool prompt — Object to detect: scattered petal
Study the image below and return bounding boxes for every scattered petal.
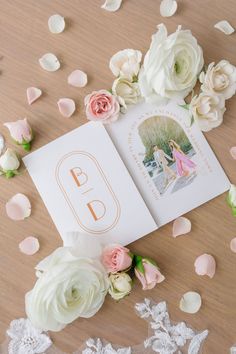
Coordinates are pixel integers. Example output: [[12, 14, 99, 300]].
[[230, 147, 236, 160], [160, 0, 177, 17], [57, 98, 76, 118], [172, 217, 191, 237], [48, 14, 65, 34], [39, 53, 60, 72], [101, 0, 122, 12], [179, 291, 202, 314], [0, 134, 5, 155], [6, 193, 31, 221], [19, 236, 40, 255], [26, 87, 42, 105], [214, 20, 235, 35], [230, 238, 236, 253], [194, 254, 216, 278], [67, 70, 88, 88]]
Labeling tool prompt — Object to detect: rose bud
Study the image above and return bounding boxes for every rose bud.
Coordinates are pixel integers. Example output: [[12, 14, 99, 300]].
[[102, 244, 133, 273], [108, 272, 132, 301], [4, 118, 33, 151], [227, 184, 236, 216], [0, 148, 20, 178], [134, 256, 165, 290]]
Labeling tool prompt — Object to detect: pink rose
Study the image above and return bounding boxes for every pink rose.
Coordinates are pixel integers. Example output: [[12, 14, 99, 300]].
[[135, 258, 165, 290], [4, 118, 33, 151], [84, 89, 120, 124], [102, 244, 133, 273]]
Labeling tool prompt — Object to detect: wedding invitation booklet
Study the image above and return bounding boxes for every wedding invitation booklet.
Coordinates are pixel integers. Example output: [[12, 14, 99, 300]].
[[23, 101, 230, 245]]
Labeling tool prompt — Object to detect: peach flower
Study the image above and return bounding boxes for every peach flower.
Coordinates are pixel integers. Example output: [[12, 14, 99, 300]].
[[135, 257, 165, 290], [101, 244, 133, 273], [84, 90, 120, 124]]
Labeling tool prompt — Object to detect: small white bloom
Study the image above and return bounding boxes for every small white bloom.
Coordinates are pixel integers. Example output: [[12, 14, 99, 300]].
[[109, 49, 142, 80], [228, 184, 236, 210], [112, 77, 140, 109], [139, 24, 204, 102], [0, 148, 20, 177], [200, 60, 236, 100], [109, 272, 132, 300], [25, 246, 109, 331], [189, 92, 226, 132]]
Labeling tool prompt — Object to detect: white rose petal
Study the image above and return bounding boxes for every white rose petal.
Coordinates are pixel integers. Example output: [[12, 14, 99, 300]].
[[214, 20, 235, 35], [172, 217, 191, 237], [68, 70, 88, 87], [57, 98, 76, 118], [112, 77, 140, 109], [109, 273, 132, 301], [39, 53, 60, 72], [0, 134, 5, 155], [48, 14, 65, 34], [101, 0, 122, 12], [109, 49, 142, 80], [6, 193, 31, 221], [179, 291, 202, 314], [160, 0, 177, 17], [19, 236, 40, 255], [27, 87, 42, 105]]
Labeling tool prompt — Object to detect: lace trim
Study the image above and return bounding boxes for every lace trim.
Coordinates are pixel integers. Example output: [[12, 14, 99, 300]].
[[1, 299, 209, 354]]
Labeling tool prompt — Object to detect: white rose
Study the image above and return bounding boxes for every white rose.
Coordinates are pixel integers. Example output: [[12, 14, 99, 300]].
[[25, 246, 109, 332], [228, 184, 236, 214], [200, 60, 236, 100], [139, 24, 204, 102], [112, 77, 140, 109], [108, 272, 132, 301], [0, 148, 20, 177], [189, 92, 226, 132], [109, 49, 142, 80]]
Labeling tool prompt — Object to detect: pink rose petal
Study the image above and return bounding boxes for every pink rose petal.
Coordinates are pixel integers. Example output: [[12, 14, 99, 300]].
[[68, 70, 88, 88], [6, 193, 31, 221], [27, 87, 42, 105], [230, 147, 236, 160], [172, 217, 191, 237], [57, 98, 76, 118], [230, 238, 236, 253], [194, 254, 216, 278], [19, 236, 40, 255]]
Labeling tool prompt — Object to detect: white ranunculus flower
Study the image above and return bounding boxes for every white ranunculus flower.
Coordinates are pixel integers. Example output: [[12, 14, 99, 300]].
[[108, 272, 132, 301], [139, 24, 204, 102], [25, 245, 109, 332], [109, 49, 142, 80], [0, 148, 20, 177], [200, 60, 236, 100], [112, 77, 140, 109], [189, 92, 226, 132]]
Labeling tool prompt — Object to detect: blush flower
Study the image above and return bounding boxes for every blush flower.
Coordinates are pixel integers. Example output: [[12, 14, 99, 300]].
[[101, 244, 133, 273], [134, 257, 165, 290], [84, 90, 120, 124], [4, 118, 33, 151]]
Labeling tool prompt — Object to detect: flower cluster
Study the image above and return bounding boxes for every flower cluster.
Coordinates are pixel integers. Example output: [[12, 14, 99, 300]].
[[189, 60, 236, 131], [25, 234, 164, 332]]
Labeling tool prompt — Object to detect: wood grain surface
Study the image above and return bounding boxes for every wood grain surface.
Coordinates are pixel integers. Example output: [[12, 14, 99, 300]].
[[0, 1, 236, 353]]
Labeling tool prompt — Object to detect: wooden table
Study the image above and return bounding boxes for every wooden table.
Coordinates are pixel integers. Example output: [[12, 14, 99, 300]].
[[0, 1, 236, 352]]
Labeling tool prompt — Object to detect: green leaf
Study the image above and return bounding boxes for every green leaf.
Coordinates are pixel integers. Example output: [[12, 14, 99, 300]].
[[179, 103, 190, 111], [5, 170, 15, 179], [232, 207, 236, 217], [135, 260, 145, 274], [22, 142, 31, 151]]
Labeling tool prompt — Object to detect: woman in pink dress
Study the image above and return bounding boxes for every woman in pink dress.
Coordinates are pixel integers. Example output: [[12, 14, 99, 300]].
[[169, 140, 196, 177]]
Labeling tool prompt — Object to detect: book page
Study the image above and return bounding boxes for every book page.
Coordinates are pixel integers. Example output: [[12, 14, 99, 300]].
[[23, 122, 157, 246], [107, 101, 230, 226]]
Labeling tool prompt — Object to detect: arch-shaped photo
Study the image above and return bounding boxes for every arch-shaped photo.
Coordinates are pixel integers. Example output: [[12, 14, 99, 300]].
[[138, 115, 197, 196]]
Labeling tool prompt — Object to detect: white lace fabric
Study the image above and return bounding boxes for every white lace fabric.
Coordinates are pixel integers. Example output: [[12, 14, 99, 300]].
[[0, 299, 208, 354]]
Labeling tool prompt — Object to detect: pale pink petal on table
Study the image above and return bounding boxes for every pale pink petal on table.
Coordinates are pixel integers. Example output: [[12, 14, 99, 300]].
[[68, 70, 88, 87], [6, 193, 31, 221], [194, 254, 216, 278], [172, 217, 191, 237], [230, 147, 236, 160], [27, 87, 42, 105], [19, 236, 40, 255], [57, 98, 76, 118], [230, 238, 236, 253]]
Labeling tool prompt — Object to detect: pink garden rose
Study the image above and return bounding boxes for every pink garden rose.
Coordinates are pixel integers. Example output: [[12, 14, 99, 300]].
[[84, 89, 120, 124], [135, 258, 165, 290], [4, 118, 33, 151], [102, 244, 133, 273]]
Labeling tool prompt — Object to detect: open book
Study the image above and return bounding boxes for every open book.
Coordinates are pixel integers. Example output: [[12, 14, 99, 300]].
[[23, 101, 230, 245]]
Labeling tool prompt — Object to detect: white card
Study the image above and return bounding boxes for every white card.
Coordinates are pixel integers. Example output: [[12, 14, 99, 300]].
[[23, 122, 157, 246], [107, 101, 230, 226]]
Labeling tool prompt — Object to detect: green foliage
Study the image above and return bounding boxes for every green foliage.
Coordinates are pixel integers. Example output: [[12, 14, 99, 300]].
[[138, 115, 193, 161]]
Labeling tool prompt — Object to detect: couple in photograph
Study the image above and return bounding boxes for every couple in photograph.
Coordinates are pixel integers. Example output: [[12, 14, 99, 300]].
[[153, 140, 196, 187]]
